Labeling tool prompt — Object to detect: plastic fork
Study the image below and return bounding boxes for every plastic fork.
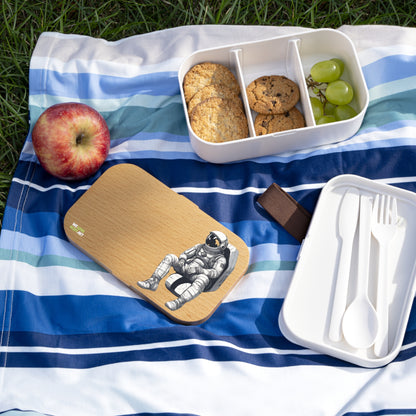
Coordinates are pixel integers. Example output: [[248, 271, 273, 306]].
[[371, 194, 398, 357]]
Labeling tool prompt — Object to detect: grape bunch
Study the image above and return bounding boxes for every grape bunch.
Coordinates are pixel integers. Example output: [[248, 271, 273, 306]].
[[306, 59, 357, 125]]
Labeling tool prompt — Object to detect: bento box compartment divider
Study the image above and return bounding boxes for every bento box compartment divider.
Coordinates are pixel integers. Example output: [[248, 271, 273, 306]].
[[287, 39, 315, 128], [229, 48, 256, 138]]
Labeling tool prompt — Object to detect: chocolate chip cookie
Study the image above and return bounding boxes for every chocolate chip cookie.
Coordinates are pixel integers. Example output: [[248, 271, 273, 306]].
[[254, 107, 305, 135], [246, 75, 300, 114]]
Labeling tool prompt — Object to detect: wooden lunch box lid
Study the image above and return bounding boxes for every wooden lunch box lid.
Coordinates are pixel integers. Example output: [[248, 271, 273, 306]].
[[64, 163, 249, 324]]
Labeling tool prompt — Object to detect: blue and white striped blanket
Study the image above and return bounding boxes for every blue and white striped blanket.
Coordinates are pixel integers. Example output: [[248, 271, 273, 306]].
[[1, 25, 416, 415]]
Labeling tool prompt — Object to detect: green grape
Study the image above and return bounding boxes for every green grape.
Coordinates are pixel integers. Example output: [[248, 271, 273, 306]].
[[317, 115, 336, 125], [324, 101, 337, 116], [310, 60, 341, 83], [310, 97, 324, 121], [334, 104, 358, 121], [326, 80, 354, 105], [330, 58, 345, 76]]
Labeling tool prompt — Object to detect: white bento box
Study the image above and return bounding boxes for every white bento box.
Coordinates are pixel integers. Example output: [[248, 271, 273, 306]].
[[279, 175, 416, 367], [178, 29, 369, 163]]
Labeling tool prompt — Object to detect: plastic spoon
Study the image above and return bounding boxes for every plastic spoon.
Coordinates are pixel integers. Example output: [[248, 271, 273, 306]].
[[328, 187, 360, 342], [342, 194, 379, 349]]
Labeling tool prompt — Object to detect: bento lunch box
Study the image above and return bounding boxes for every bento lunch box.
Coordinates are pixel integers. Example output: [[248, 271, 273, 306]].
[[178, 29, 369, 163]]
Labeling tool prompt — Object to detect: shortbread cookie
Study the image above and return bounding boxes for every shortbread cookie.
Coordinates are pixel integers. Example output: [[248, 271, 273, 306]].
[[254, 107, 305, 135], [246, 75, 300, 114], [183, 62, 240, 103], [188, 84, 243, 115], [190, 97, 248, 143]]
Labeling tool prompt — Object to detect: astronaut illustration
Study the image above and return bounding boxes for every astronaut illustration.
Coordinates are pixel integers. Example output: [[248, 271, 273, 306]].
[[137, 231, 238, 311]]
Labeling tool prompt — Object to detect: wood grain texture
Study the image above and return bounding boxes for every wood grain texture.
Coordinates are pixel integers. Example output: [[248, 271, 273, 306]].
[[64, 163, 249, 324]]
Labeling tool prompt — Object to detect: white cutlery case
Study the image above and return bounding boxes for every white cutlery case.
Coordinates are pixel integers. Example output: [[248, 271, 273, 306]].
[[279, 174, 416, 367]]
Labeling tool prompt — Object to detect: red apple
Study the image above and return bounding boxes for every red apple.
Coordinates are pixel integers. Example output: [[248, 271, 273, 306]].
[[32, 102, 111, 180]]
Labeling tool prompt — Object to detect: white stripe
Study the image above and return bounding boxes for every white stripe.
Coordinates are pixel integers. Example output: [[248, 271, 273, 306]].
[[30, 55, 183, 78], [369, 75, 416, 102], [0, 337, 313, 357], [347, 126, 416, 146], [0, 259, 137, 298], [342, 356, 416, 414], [0, 259, 292, 302], [225, 270, 294, 301], [358, 44, 416, 66], [173, 182, 326, 194], [0, 354, 391, 416], [11, 169, 318, 195], [12, 177, 91, 193], [171, 185, 269, 195], [29, 93, 182, 112]]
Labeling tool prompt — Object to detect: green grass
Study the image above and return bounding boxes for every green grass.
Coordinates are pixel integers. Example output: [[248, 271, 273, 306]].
[[1, 0, 415, 228]]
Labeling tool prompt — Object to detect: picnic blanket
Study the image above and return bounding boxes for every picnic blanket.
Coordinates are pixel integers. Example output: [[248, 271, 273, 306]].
[[1, 24, 416, 415]]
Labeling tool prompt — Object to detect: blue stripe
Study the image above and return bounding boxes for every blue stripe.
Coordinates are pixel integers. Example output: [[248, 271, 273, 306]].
[[29, 55, 416, 101], [120, 413, 199, 416], [0, 412, 52, 416], [362, 54, 416, 89], [29, 69, 180, 99], [4, 289, 416, 352], [0, 230, 91, 260], [7, 150, 409, 200], [8, 332, 416, 371], [0, 205, 301, 245], [344, 409, 416, 416], [2, 343, 349, 369], [2, 291, 281, 337], [1, 208, 67, 240], [6, 146, 416, 242], [6, 329, 298, 350], [9, 149, 416, 213], [350, 118, 416, 136], [3, 303, 416, 370]]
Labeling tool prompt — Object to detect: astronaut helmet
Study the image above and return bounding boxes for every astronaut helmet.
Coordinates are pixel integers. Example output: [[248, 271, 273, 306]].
[[205, 231, 228, 253]]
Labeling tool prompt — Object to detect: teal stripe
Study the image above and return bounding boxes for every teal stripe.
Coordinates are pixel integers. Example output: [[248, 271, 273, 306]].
[[0, 249, 296, 273], [102, 102, 188, 140], [361, 89, 416, 130], [247, 260, 297, 273], [28, 101, 189, 141], [0, 248, 104, 271]]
